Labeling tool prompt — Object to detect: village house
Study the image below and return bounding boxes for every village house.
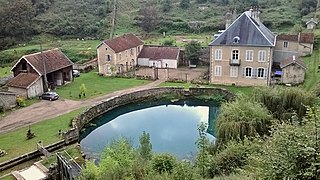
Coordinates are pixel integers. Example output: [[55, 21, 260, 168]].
[[209, 8, 276, 86], [274, 33, 314, 62], [97, 33, 144, 75], [7, 48, 73, 98], [137, 46, 180, 69], [280, 56, 306, 85]]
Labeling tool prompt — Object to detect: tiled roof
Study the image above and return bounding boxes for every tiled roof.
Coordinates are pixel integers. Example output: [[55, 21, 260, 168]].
[[138, 46, 180, 60], [280, 56, 306, 69], [13, 48, 73, 75], [103, 33, 144, 53], [7, 73, 40, 88], [209, 11, 275, 47], [276, 34, 298, 41], [299, 33, 314, 43], [277, 33, 314, 43]]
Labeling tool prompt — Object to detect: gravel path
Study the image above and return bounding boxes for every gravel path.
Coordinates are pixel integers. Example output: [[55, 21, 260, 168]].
[[0, 80, 163, 134]]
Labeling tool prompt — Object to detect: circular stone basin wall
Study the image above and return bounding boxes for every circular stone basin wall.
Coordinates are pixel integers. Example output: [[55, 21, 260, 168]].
[[80, 99, 219, 159]]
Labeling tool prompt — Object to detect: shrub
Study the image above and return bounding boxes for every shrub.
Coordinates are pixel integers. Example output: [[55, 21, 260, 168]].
[[16, 96, 26, 107], [152, 153, 177, 174]]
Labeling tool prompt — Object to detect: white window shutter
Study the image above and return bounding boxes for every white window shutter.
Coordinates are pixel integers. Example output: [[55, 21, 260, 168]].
[[242, 67, 246, 76], [264, 68, 268, 79]]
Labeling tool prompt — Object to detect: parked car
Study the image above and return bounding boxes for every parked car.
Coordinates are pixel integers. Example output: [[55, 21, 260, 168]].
[[41, 92, 59, 101], [73, 70, 80, 77]]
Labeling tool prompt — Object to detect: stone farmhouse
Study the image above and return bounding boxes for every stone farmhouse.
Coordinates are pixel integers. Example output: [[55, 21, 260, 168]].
[[209, 9, 312, 86], [280, 56, 306, 85], [97, 33, 181, 76], [97, 33, 144, 75], [306, 18, 318, 30], [7, 48, 73, 98]]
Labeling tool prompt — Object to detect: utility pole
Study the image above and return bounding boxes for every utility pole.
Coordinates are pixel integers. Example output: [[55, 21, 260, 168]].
[[110, 0, 117, 39], [40, 44, 48, 92]]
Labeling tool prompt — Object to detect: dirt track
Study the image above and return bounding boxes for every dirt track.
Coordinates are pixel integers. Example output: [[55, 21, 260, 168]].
[[0, 80, 163, 134]]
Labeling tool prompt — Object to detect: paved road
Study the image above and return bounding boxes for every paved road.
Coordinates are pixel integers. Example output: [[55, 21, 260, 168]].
[[0, 80, 163, 134]]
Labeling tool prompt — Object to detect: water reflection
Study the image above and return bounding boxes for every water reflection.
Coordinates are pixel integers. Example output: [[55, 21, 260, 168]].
[[80, 100, 219, 159]]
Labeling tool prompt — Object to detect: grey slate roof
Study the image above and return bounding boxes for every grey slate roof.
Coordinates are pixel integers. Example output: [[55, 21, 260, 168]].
[[209, 11, 276, 47]]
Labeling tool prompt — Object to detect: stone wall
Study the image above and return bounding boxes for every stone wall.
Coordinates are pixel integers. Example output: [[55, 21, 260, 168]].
[[73, 87, 234, 131], [0, 91, 16, 110]]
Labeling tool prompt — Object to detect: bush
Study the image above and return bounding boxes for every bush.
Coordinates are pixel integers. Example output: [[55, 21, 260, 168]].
[[16, 96, 26, 107], [152, 153, 177, 174]]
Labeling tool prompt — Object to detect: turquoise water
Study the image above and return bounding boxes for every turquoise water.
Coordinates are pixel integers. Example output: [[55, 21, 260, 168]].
[[80, 100, 219, 160]]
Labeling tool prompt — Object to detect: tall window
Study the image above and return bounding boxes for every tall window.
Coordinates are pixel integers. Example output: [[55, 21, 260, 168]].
[[138, 46, 140, 53], [283, 41, 288, 48], [22, 62, 27, 70], [232, 50, 239, 60], [131, 48, 134, 55], [214, 66, 222, 76], [106, 55, 111, 61], [246, 50, 253, 61], [215, 49, 222, 60], [119, 53, 122, 60], [258, 68, 265, 78], [258, 50, 266, 62], [230, 66, 238, 77], [244, 67, 252, 77]]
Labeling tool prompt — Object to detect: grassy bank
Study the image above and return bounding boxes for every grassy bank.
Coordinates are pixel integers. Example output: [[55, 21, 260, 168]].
[[56, 71, 150, 100], [0, 108, 84, 164], [159, 82, 253, 96], [303, 49, 320, 91]]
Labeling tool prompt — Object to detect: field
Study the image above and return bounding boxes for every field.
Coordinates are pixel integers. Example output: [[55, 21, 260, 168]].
[[56, 70, 150, 100]]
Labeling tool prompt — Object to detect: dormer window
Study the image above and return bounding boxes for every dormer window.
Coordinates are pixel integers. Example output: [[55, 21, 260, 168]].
[[233, 36, 240, 44]]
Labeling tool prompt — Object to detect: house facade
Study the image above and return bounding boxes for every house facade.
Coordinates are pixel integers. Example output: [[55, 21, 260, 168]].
[[209, 9, 276, 86], [274, 33, 314, 61], [97, 33, 144, 75], [137, 46, 180, 69], [306, 18, 318, 30], [8, 48, 73, 98], [280, 56, 306, 85]]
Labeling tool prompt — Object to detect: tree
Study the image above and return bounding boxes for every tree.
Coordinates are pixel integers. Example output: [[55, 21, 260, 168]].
[[185, 41, 202, 65], [180, 0, 190, 9], [245, 108, 320, 179], [139, 131, 152, 161], [162, 0, 172, 12], [137, 2, 161, 33], [215, 95, 273, 145]]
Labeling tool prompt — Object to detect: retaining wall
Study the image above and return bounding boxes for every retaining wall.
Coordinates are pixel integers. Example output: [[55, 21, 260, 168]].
[[74, 87, 234, 131]]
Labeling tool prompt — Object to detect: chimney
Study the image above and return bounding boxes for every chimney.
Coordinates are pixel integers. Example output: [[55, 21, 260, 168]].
[[250, 6, 260, 23], [225, 12, 232, 29]]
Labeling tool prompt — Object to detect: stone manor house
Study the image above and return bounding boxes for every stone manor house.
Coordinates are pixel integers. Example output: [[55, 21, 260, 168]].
[[209, 8, 314, 86]]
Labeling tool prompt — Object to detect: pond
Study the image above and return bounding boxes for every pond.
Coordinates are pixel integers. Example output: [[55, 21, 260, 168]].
[[80, 99, 219, 160]]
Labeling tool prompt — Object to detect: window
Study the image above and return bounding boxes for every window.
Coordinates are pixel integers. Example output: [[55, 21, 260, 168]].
[[215, 49, 222, 60], [22, 62, 27, 70], [214, 66, 222, 76], [131, 48, 134, 55], [258, 50, 266, 62], [138, 46, 140, 53], [257, 68, 265, 78], [119, 53, 122, 60], [232, 50, 239, 60], [283, 41, 288, 48], [230, 66, 238, 77], [243, 67, 252, 77], [106, 55, 111, 61], [233, 36, 240, 43], [246, 50, 253, 61]]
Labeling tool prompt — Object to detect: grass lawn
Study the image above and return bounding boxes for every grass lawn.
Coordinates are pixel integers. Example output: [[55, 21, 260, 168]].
[[302, 50, 320, 91], [0, 67, 12, 78], [159, 82, 253, 96], [0, 108, 84, 164], [0, 39, 100, 65], [0, 175, 15, 180], [56, 71, 150, 100]]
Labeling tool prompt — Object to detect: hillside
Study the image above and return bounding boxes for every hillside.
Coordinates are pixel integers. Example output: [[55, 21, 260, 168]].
[[0, 0, 318, 64]]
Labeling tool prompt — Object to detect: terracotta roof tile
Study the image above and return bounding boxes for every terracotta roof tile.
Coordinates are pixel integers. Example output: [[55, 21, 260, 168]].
[[138, 46, 180, 60], [299, 33, 314, 43], [277, 34, 298, 41], [280, 56, 306, 69], [20, 48, 73, 75], [103, 33, 144, 53], [7, 73, 40, 88]]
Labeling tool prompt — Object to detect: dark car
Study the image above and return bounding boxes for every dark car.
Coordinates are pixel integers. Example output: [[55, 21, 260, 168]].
[[41, 92, 59, 101], [73, 70, 80, 77]]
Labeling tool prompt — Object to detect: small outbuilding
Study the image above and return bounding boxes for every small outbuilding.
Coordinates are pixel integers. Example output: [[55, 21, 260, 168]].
[[280, 56, 306, 85], [137, 46, 180, 69], [306, 18, 318, 30]]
